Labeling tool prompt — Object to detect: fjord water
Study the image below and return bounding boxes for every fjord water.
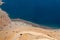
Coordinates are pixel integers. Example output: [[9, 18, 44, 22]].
[[2, 0, 60, 29]]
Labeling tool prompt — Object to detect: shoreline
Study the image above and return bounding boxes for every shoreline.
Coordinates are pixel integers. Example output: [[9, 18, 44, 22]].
[[11, 19, 60, 29]]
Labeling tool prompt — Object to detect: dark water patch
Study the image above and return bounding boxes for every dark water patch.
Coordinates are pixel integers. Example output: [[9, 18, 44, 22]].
[[1, 0, 60, 29]]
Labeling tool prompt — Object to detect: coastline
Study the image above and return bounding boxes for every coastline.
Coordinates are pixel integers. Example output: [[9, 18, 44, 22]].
[[11, 18, 60, 30]]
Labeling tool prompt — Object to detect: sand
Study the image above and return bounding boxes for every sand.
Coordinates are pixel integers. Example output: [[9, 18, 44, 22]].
[[9, 19, 60, 40]]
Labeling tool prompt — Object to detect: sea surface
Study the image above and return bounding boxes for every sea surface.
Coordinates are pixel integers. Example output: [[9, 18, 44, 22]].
[[1, 0, 60, 29]]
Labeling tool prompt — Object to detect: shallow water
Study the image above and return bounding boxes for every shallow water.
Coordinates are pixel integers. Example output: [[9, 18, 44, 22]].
[[2, 0, 60, 29]]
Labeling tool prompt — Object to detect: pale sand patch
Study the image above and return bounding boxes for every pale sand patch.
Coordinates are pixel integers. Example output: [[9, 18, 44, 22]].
[[9, 20, 59, 40]]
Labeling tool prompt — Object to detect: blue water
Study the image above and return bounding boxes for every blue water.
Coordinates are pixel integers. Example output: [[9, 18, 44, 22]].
[[2, 0, 60, 29]]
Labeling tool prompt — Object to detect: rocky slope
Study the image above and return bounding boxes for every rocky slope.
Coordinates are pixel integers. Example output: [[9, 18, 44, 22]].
[[0, 9, 11, 28]]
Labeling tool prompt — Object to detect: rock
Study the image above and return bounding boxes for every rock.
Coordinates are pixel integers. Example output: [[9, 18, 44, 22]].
[[0, 9, 11, 28]]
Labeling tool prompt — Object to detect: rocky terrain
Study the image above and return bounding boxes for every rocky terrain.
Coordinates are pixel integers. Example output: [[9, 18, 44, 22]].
[[0, 9, 11, 28]]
